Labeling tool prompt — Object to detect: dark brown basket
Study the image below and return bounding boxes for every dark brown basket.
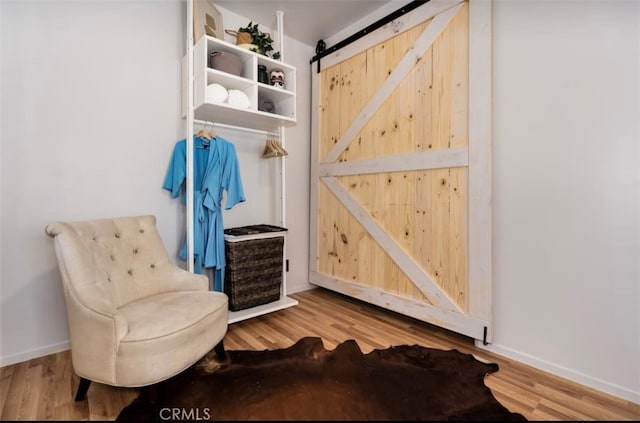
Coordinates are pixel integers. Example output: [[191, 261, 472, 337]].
[[224, 236, 284, 311]]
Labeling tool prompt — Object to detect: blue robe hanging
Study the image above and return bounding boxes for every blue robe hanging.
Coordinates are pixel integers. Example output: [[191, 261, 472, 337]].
[[163, 135, 245, 291]]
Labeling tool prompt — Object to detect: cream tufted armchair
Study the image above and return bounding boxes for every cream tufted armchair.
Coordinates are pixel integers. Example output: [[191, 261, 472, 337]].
[[45, 215, 229, 401]]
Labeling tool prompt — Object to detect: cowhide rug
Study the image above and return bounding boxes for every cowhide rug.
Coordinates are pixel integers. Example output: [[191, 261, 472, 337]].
[[117, 336, 527, 421]]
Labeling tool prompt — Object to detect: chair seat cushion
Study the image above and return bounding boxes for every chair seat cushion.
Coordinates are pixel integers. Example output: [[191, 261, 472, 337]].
[[115, 290, 228, 386], [120, 291, 227, 342]]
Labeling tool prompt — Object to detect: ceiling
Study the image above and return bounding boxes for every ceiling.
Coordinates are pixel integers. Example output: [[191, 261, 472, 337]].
[[215, 0, 396, 47]]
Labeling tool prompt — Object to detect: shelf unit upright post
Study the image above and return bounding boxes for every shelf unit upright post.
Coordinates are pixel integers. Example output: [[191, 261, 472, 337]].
[[276, 9, 288, 310], [184, 2, 297, 323], [186, 0, 195, 273]]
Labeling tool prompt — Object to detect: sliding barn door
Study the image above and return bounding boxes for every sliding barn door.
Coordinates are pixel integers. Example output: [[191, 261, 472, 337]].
[[310, 0, 492, 342]]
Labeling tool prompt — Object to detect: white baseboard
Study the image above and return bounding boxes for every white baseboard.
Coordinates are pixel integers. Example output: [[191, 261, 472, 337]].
[[477, 340, 640, 405], [286, 280, 314, 295], [0, 341, 70, 368]]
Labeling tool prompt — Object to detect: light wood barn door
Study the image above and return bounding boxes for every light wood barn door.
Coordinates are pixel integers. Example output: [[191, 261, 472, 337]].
[[309, 0, 492, 342]]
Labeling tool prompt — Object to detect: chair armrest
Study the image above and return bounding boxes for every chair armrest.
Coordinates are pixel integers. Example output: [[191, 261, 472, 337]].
[[63, 285, 129, 385], [160, 264, 209, 292]]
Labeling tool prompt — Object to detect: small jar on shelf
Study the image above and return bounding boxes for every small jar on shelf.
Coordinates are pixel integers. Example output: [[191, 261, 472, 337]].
[[257, 65, 269, 84]]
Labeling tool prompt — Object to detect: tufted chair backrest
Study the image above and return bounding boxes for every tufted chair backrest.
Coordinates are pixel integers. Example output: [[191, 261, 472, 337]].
[[46, 215, 175, 309]]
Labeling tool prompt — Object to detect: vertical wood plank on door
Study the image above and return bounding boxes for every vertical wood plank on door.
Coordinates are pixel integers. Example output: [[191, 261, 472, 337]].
[[414, 33, 434, 302], [337, 52, 367, 163], [342, 190, 366, 282], [386, 27, 413, 296], [380, 30, 403, 294], [427, 17, 453, 301], [431, 168, 452, 297], [451, 2, 469, 149], [318, 63, 341, 276], [449, 3, 469, 310], [339, 53, 368, 282], [318, 183, 337, 276], [319, 64, 341, 159], [450, 167, 468, 308]]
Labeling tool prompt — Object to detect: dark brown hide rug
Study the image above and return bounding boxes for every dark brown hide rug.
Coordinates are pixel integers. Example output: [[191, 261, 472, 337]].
[[117, 336, 527, 421]]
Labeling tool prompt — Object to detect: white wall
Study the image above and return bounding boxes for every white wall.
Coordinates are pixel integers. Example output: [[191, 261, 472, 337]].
[[0, 0, 313, 366], [326, 0, 639, 404], [487, 0, 639, 403], [1, 0, 186, 365]]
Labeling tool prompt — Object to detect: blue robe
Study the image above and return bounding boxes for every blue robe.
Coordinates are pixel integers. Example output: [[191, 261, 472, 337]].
[[163, 136, 245, 291]]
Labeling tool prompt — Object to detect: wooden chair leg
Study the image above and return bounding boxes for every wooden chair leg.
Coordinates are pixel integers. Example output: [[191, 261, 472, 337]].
[[214, 339, 227, 360], [75, 377, 91, 401]]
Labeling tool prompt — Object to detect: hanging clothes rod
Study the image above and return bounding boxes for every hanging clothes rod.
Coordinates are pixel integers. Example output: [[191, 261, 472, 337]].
[[193, 119, 272, 136]]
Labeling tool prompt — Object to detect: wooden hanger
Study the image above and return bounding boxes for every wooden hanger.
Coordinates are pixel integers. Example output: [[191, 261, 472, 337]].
[[196, 129, 211, 140], [262, 132, 288, 158]]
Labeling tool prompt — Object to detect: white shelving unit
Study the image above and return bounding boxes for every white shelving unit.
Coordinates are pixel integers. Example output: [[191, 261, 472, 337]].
[[182, 35, 297, 132], [184, 4, 298, 324]]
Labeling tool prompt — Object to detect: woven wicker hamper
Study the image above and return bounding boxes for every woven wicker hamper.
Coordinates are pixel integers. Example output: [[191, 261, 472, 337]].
[[223, 226, 286, 311]]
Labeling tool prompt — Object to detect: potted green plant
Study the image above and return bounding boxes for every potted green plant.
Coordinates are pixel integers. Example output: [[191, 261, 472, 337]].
[[228, 22, 281, 60]]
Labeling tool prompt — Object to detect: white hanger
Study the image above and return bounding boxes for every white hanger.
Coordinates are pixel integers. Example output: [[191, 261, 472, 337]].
[[196, 121, 216, 140]]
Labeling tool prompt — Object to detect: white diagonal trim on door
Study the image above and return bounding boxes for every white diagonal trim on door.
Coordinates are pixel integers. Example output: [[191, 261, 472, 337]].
[[321, 176, 461, 312], [319, 147, 468, 177], [322, 3, 463, 164], [320, 0, 465, 71]]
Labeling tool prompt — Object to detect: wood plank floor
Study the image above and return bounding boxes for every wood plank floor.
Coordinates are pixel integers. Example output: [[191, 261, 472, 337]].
[[1, 287, 638, 421]]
